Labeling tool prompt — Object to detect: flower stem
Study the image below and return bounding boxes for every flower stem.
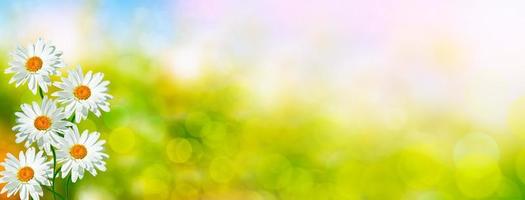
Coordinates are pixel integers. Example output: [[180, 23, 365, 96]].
[[38, 87, 61, 200], [44, 186, 65, 200], [51, 146, 58, 200], [65, 175, 71, 199]]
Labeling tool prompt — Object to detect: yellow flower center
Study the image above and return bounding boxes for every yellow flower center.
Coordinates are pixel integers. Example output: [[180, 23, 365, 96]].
[[17, 166, 34, 182], [70, 144, 88, 159], [34, 116, 52, 131], [74, 85, 91, 100], [25, 56, 43, 72]]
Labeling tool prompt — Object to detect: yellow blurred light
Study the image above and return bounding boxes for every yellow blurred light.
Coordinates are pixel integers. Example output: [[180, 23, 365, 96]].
[[514, 149, 525, 185], [173, 182, 200, 200], [140, 165, 171, 199], [20, 90, 40, 103], [334, 162, 364, 199], [453, 133, 500, 163], [254, 154, 293, 190], [403, 191, 452, 200], [78, 119, 97, 132], [361, 163, 405, 199], [141, 177, 169, 199], [201, 122, 227, 148], [455, 155, 501, 199], [185, 112, 210, 137], [166, 138, 192, 163], [187, 138, 204, 161], [77, 186, 113, 200], [397, 146, 445, 188], [282, 168, 314, 195], [209, 156, 234, 183], [109, 127, 136, 154], [454, 133, 502, 198], [508, 97, 525, 140]]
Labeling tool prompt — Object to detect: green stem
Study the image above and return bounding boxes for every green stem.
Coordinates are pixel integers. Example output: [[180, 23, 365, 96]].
[[44, 186, 65, 200], [54, 166, 62, 175], [38, 87, 63, 200], [51, 146, 58, 200], [38, 88, 67, 199], [65, 175, 71, 199]]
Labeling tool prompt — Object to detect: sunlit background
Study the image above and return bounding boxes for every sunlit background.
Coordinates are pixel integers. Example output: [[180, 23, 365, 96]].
[[2, 0, 525, 199]]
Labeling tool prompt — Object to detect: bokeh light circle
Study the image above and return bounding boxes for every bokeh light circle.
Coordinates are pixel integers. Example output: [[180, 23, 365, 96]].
[[109, 127, 136, 154], [454, 133, 501, 198], [166, 138, 192, 163]]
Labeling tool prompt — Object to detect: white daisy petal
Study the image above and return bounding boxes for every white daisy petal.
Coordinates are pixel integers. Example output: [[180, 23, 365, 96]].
[[13, 97, 72, 156], [20, 185, 28, 200], [56, 127, 108, 182], [4, 39, 64, 94], [52, 65, 112, 122], [0, 148, 52, 200]]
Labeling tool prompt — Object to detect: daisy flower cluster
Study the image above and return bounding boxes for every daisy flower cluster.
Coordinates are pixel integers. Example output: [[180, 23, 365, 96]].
[[0, 38, 112, 200]]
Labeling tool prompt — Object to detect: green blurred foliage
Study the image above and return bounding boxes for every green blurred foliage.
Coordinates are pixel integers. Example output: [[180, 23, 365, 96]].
[[1, 50, 525, 200]]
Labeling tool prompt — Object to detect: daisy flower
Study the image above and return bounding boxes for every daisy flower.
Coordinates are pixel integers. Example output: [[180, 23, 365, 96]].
[[4, 38, 64, 94], [0, 148, 52, 200], [52, 66, 112, 123], [13, 97, 72, 155], [56, 126, 108, 182]]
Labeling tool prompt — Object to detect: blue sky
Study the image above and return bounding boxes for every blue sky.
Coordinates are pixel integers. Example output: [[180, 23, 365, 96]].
[[0, 0, 176, 50]]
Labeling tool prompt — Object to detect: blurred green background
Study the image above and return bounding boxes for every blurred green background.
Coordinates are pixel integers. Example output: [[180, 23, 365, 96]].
[[2, 0, 525, 199]]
